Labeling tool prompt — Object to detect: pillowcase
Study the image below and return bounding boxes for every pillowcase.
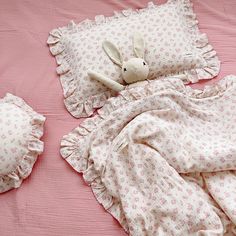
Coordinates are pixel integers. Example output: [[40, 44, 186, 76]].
[[0, 94, 45, 193], [47, 0, 220, 118]]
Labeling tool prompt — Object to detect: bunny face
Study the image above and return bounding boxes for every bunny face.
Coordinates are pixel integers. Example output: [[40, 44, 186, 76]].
[[102, 32, 149, 84], [122, 58, 149, 83]]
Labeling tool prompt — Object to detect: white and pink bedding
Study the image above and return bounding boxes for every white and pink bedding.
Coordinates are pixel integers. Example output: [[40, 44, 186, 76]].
[[47, 0, 220, 118], [0, 94, 45, 193], [1, 0, 236, 236], [61, 75, 236, 235]]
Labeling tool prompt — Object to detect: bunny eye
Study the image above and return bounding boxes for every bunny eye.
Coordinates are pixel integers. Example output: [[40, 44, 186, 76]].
[[143, 61, 146, 66], [123, 68, 127, 72]]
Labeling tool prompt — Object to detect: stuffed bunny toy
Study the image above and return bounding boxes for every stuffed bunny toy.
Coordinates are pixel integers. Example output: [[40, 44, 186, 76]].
[[88, 33, 149, 92]]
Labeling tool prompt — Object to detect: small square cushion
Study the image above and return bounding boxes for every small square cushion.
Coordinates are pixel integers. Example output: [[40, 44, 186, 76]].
[[0, 94, 45, 193], [48, 0, 220, 118]]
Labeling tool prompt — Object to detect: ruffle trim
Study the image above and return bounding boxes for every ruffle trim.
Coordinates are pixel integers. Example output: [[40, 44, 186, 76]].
[[184, 75, 236, 98], [167, 0, 221, 83], [60, 75, 235, 232], [0, 93, 46, 193], [47, 0, 220, 118], [47, 21, 112, 118]]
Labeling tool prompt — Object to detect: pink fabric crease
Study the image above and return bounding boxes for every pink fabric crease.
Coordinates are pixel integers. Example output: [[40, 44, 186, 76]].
[[0, 0, 236, 236]]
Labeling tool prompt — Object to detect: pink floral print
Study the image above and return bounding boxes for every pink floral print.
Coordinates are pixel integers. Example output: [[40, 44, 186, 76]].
[[47, 0, 220, 118], [61, 75, 236, 235], [0, 94, 45, 193]]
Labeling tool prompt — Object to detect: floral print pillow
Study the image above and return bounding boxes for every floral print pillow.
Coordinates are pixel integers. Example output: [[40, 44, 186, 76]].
[[0, 94, 45, 193], [47, 0, 220, 118]]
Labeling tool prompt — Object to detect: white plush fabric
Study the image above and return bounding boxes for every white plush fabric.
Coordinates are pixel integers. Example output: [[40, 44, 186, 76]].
[[88, 33, 150, 92], [47, 0, 220, 118], [121, 58, 149, 84], [0, 94, 45, 193]]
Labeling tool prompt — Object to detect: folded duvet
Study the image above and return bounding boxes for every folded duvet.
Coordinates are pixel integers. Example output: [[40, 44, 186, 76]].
[[61, 75, 236, 235]]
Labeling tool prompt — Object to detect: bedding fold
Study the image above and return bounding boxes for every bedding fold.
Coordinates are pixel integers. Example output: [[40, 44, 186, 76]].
[[61, 75, 236, 235]]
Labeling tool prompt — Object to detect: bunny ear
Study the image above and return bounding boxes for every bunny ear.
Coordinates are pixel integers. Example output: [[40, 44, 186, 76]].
[[133, 32, 145, 59], [102, 41, 123, 67]]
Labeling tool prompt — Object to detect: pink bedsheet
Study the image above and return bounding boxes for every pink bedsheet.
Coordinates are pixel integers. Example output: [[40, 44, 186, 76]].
[[0, 0, 235, 235]]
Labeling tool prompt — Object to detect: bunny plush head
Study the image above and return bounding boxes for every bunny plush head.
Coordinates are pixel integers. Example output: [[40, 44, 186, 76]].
[[103, 33, 149, 84]]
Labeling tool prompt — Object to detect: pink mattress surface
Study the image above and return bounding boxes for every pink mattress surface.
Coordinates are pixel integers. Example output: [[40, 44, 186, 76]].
[[0, 0, 236, 235]]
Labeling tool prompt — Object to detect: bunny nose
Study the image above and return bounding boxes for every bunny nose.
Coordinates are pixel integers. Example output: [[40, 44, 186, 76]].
[[133, 64, 140, 72]]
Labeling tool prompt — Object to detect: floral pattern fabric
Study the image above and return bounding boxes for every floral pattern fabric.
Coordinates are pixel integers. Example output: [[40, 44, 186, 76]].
[[61, 75, 236, 235], [47, 0, 220, 118], [0, 94, 45, 193]]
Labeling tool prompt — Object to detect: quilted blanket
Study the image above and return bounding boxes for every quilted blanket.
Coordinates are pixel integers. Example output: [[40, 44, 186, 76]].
[[61, 75, 236, 236]]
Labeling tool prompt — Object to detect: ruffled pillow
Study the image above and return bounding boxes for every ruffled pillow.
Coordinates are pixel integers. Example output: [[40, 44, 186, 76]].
[[47, 0, 220, 118], [0, 94, 45, 193]]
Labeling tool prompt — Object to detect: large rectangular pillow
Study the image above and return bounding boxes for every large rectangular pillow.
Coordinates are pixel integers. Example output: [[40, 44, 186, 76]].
[[47, 0, 220, 118]]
